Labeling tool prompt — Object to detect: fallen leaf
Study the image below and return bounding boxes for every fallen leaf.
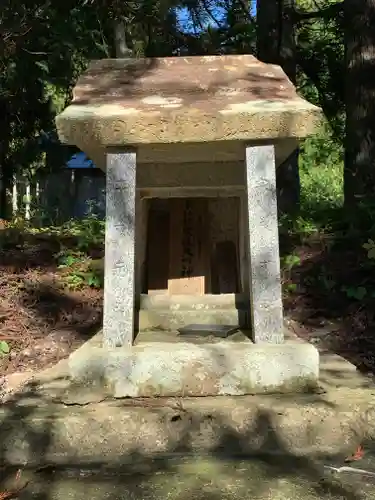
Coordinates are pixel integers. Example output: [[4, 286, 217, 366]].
[[345, 445, 365, 463], [0, 469, 29, 499]]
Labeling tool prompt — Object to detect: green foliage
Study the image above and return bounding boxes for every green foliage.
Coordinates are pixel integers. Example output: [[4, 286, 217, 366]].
[[296, 0, 344, 138], [57, 216, 105, 252], [341, 285, 369, 301], [363, 240, 375, 260], [299, 124, 343, 216], [35, 215, 106, 289], [282, 129, 375, 308], [1, 214, 105, 290], [282, 253, 301, 271], [0, 341, 10, 356], [284, 283, 297, 293], [52, 215, 105, 289], [58, 251, 104, 290], [281, 253, 301, 295], [278, 123, 343, 242]]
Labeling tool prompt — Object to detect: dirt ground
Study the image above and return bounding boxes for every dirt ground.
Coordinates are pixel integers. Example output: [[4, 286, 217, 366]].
[[282, 232, 375, 376], [0, 226, 103, 377], [1, 225, 375, 380]]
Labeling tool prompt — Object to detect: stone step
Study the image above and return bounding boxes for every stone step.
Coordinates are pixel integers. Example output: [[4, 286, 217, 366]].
[[137, 293, 250, 311], [138, 308, 250, 331], [3, 362, 374, 468]]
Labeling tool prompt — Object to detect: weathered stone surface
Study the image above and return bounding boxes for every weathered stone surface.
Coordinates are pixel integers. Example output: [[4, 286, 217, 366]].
[[135, 329, 251, 345], [80, 138, 299, 173], [2, 386, 374, 467], [2, 345, 374, 470], [55, 55, 322, 149], [138, 292, 249, 310], [137, 309, 249, 331], [245, 145, 283, 343], [67, 341, 319, 397], [103, 150, 136, 347]]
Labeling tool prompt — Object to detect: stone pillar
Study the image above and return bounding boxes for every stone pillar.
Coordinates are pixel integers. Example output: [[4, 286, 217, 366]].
[[245, 145, 284, 343], [103, 149, 136, 348]]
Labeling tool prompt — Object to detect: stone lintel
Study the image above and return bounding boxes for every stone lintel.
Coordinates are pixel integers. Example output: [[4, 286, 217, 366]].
[[69, 138, 299, 171], [245, 145, 284, 343], [103, 149, 136, 348]]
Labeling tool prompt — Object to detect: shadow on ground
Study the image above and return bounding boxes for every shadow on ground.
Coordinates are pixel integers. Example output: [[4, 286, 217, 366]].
[[18, 281, 102, 339], [1, 377, 375, 500]]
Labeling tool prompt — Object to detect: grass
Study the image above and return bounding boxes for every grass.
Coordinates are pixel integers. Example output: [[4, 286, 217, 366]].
[[292, 126, 344, 232], [300, 158, 343, 217]]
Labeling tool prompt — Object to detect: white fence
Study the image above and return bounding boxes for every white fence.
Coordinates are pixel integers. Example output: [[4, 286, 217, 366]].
[[8, 169, 106, 225]]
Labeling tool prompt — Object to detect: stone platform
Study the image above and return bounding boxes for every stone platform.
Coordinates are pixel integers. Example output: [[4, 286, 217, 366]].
[[68, 293, 320, 398], [0, 345, 372, 471], [67, 331, 319, 398]]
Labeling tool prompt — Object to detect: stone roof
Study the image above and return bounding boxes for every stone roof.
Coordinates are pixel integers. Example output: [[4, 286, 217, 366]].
[[73, 55, 297, 108], [56, 55, 322, 147]]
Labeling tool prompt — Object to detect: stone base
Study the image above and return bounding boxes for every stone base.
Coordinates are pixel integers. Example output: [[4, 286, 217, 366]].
[[68, 336, 319, 398]]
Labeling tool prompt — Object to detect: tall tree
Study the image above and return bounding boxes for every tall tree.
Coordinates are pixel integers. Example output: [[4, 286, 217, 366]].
[[344, 0, 375, 209], [294, 1, 344, 140], [0, 0, 109, 218], [0, 0, 184, 218], [257, 0, 300, 214]]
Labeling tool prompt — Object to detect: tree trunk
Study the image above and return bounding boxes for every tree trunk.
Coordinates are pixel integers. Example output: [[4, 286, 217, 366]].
[[344, 0, 375, 210], [0, 160, 12, 220], [256, 0, 280, 63], [0, 100, 11, 220], [113, 20, 132, 58], [257, 0, 300, 214]]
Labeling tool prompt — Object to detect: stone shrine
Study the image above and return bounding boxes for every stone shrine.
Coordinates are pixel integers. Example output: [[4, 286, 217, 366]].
[[56, 55, 322, 397]]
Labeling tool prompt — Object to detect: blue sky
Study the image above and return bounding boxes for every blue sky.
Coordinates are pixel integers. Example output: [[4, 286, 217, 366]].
[[177, 1, 256, 32]]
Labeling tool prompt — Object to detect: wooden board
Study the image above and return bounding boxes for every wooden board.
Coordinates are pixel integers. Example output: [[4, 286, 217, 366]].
[[212, 240, 239, 294], [208, 197, 241, 294], [168, 198, 210, 295], [146, 204, 170, 294]]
